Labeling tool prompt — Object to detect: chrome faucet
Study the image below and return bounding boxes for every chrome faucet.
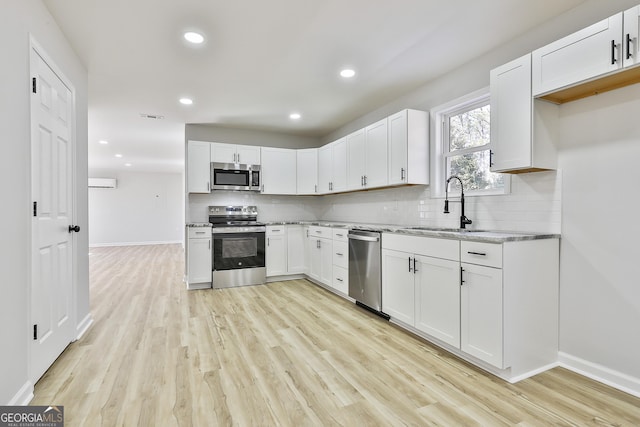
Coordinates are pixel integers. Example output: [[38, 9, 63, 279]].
[[444, 175, 472, 229]]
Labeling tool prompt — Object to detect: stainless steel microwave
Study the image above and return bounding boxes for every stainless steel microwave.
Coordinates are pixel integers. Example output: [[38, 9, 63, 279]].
[[211, 162, 260, 191]]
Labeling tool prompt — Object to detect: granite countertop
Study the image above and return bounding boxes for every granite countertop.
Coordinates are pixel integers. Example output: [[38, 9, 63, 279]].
[[262, 220, 560, 243]]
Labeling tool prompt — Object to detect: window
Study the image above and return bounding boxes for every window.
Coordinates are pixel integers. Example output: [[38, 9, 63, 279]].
[[433, 89, 508, 196]]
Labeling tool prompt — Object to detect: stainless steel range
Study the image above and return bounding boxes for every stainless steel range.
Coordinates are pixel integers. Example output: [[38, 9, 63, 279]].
[[209, 205, 266, 288]]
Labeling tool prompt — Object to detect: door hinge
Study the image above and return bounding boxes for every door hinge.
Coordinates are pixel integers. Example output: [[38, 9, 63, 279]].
[[32, 77, 37, 94], [33, 201, 37, 217], [33, 324, 38, 340]]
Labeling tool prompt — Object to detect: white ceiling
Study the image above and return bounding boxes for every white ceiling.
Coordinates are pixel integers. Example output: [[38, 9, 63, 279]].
[[43, 0, 586, 174]]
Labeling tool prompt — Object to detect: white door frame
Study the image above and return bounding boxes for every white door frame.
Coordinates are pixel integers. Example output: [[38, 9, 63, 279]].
[[29, 35, 78, 384]]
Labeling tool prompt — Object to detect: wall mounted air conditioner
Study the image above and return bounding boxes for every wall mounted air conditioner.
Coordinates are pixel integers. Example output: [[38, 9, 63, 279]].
[[88, 178, 117, 189]]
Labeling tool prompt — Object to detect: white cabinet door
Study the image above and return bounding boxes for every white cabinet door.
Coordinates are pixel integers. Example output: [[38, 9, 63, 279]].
[[388, 110, 429, 186], [308, 238, 322, 281], [460, 263, 504, 368], [266, 234, 287, 277], [296, 148, 318, 195], [624, 6, 640, 68], [414, 255, 461, 348], [381, 249, 414, 325], [318, 144, 332, 194], [287, 225, 305, 274], [347, 129, 366, 190], [532, 14, 622, 96], [364, 118, 388, 188], [490, 54, 533, 172], [187, 141, 211, 193], [261, 147, 297, 194], [236, 144, 261, 165], [332, 137, 348, 192], [210, 142, 237, 163], [187, 237, 212, 284], [319, 238, 333, 286]]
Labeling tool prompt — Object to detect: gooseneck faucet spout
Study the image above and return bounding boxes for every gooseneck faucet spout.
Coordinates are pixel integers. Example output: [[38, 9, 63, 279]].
[[444, 175, 473, 229]]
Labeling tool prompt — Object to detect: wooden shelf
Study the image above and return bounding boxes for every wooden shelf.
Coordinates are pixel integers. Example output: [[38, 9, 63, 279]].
[[538, 65, 640, 104]]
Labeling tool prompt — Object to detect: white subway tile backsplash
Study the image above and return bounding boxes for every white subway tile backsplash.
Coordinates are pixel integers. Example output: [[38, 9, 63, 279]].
[[187, 170, 561, 234]]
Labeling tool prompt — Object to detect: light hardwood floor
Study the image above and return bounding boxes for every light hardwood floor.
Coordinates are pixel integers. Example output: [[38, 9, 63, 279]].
[[32, 244, 640, 426]]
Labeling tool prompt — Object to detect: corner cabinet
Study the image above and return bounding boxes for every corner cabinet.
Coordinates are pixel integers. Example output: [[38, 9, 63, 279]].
[[387, 109, 429, 185], [490, 54, 557, 173], [296, 148, 318, 195], [261, 147, 297, 194], [187, 141, 211, 193]]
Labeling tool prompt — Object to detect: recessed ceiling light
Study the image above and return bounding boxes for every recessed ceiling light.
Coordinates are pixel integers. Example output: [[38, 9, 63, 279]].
[[125, 163, 132, 167], [289, 113, 301, 120], [179, 97, 193, 105], [98, 140, 109, 145], [184, 32, 204, 44], [340, 69, 356, 78], [115, 154, 123, 158]]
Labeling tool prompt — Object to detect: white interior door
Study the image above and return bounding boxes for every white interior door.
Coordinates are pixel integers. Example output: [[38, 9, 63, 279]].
[[30, 46, 76, 382]]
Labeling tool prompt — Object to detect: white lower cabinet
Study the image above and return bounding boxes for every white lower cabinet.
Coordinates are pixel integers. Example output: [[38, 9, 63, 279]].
[[266, 226, 287, 277], [382, 232, 559, 381], [186, 227, 212, 288], [460, 262, 503, 368], [381, 249, 415, 325], [414, 255, 460, 348], [267, 225, 306, 277], [308, 226, 333, 286]]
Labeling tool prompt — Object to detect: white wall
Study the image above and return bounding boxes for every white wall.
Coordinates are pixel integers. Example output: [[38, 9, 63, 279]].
[[0, 0, 89, 404], [89, 171, 184, 246], [557, 85, 640, 393]]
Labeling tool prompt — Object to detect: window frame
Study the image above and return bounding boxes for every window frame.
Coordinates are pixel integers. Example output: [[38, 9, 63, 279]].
[[431, 87, 510, 198]]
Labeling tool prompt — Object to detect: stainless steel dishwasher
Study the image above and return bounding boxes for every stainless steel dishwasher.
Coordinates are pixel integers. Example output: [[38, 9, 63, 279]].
[[348, 229, 389, 319]]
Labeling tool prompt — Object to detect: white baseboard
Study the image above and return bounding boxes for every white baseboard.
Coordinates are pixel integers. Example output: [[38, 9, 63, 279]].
[[8, 381, 34, 405], [558, 352, 640, 398], [507, 362, 560, 384], [89, 240, 182, 248], [75, 313, 93, 340]]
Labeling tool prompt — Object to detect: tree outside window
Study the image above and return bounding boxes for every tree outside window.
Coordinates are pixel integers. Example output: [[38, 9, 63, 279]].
[[444, 101, 504, 193]]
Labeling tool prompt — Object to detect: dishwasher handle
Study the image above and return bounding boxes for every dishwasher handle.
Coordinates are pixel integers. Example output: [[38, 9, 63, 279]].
[[348, 233, 380, 242]]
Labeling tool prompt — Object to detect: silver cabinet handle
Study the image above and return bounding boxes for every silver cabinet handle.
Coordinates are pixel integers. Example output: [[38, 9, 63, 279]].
[[364, 175, 367, 186], [336, 253, 344, 256], [195, 231, 206, 235], [401, 168, 405, 181], [306, 229, 309, 237], [317, 240, 321, 248], [315, 184, 317, 193], [267, 237, 270, 247], [361, 176, 364, 186], [207, 181, 210, 192], [209, 240, 211, 250], [348, 234, 379, 242], [237, 153, 240, 163], [413, 257, 418, 274], [336, 278, 343, 282], [467, 251, 487, 256], [408, 256, 412, 272], [272, 229, 281, 232], [336, 233, 343, 237]]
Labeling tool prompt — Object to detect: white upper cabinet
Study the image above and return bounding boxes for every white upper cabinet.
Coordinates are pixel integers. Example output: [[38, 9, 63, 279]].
[[261, 147, 296, 194], [364, 118, 389, 189], [624, 5, 640, 67], [187, 140, 211, 193], [211, 142, 261, 165], [346, 129, 366, 190], [347, 118, 388, 191], [532, 14, 622, 97], [387, 109, 429, 186], [318, 137, 347, 194], [296, 148, 318, 195], [491, 54, 557, 173]]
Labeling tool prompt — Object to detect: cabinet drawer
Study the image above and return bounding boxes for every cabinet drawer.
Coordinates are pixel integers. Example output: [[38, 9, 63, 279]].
[[383, 233, 459, 261], [333, 266, 349, 294], [267, 225, 286, 236], [461, 241, 502, 268], [333, 241, 348, 268], [310, 226, 332, 238], [332, 228, 348, 242], [188, 227, 211, 239]]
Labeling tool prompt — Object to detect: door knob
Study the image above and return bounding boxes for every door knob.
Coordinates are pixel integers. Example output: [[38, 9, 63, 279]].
[[68, 225, 80, 233]]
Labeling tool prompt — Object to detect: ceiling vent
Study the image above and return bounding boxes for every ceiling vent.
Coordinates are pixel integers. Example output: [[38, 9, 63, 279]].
[[88, 178, 117, 189], [140, 113, 164, 120]]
